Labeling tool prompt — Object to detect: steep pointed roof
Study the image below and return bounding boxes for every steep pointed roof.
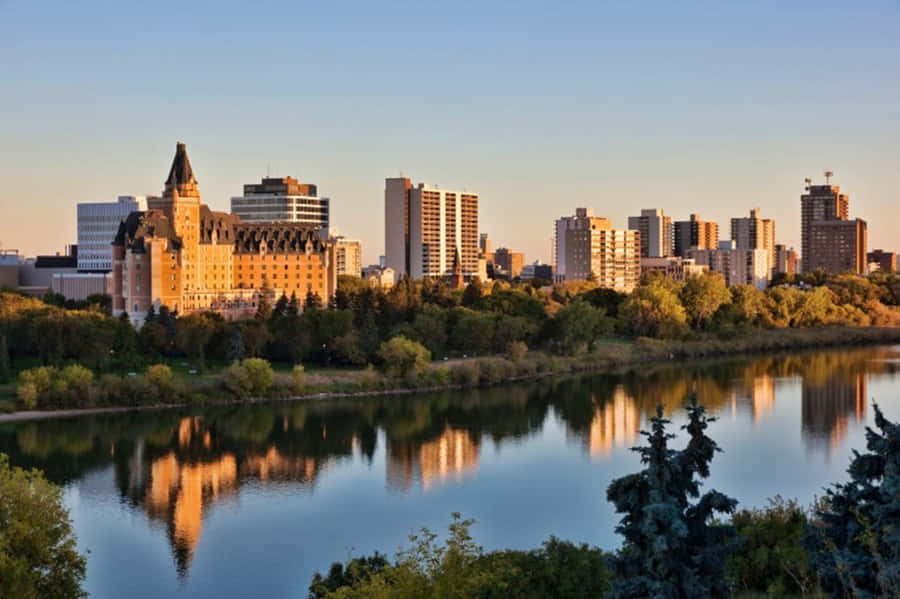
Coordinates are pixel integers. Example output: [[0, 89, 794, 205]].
[[166, 142, 197, 186]]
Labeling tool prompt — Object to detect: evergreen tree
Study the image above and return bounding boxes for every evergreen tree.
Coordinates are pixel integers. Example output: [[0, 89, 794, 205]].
[[287, 292, 300, 317], [804, 404, 900, 596], [156, 306, 176, 355], [112, 312, 138, 368], [0, 334, 10, 383], [226, 325, 246, 363], [305, 291, 323, 311], [144, 304, 156, 325], [605, 397, 737, 599], [461, 277, 484, 307], [273, 293, 289, 320], [256, 284, 273, 320]]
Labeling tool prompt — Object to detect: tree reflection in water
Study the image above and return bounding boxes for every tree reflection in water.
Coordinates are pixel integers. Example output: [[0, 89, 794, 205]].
[[1, 345, 897, 576]]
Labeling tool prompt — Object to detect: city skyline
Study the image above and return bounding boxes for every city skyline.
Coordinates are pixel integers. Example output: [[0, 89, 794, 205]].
[[2, 2, 898, 264]]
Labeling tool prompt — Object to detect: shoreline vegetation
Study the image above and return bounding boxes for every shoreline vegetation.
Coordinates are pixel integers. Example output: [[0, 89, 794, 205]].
[[2, 270, 900, 418], [2, 325, 899, 422]]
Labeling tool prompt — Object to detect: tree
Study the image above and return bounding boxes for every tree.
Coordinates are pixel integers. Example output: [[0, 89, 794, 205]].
[[679, 272, 731, 329], [175, 313, 216, 371], [0, 334, 9, 384], [377, 336, 431, 379], [461, 277, 483, 307], [804, 404, 900, 597], [305, 291, 324, 311], [605, 397, 737, 599], [551, 300, 608, 355], [226, 325, 246, 362], [0, 454, 87, 599], [255, 284, 273, 320], [620, 279, 688, 338]]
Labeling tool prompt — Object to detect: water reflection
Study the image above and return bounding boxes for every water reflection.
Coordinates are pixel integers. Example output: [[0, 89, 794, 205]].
[[1, 345, 898, 580]]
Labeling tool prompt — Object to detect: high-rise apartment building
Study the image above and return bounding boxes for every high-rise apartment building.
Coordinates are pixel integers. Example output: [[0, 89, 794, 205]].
[[801, 180, 849, 271], [77, 196, 150, 272], [808, 219, 867, 274], [731, 208, 775, 273], [384, 177, 479, 281], [674, 214, 719, 258], [688, 241, 769, 289], [559, 210, 640, 291], [628, 208, 673, 258], [774, 244, 799, 276], [867, 249, 897, 273], [554, 208, 611, 281], [231, 176, 329, 229], [113, 143, 337, 326]]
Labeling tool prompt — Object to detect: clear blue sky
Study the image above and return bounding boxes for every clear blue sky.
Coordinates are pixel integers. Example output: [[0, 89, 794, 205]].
[[2, 1, 898, 264]]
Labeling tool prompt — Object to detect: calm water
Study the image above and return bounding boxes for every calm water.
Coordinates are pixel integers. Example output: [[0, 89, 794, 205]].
[[3, 346, 900, 598]]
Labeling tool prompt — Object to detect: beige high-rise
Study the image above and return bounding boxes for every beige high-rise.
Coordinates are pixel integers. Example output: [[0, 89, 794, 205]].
[[731, 208, 775, 274], [560, 209, 640, 292]]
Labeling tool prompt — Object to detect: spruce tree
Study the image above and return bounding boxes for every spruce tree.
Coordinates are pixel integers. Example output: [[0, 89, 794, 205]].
[[805, 404, 900, 596], [226, 325, 246, 363], [0, 334, 10, 384], [287, 292, 300, 317], [273, 293, 289, 320], [605, 397, 737, 599]]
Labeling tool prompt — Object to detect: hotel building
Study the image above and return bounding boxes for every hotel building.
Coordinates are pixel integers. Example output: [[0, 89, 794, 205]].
[[112, 143, 336, 325]]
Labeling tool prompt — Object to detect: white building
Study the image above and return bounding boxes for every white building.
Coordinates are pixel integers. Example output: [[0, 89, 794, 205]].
[[688, 241, 769, 290], [335, 237, 362, 277], [231, 176, 329, 228], [77, 196, 147, 272], [385, 177, 479, 282]]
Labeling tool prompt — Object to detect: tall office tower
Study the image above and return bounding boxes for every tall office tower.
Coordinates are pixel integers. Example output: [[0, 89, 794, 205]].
[[77, 196, 151, 272], [808, 219, 867, 274], [561, 211, 640, 291], [731, 208, 775, 273], [867, 249, 897, 273], [479, 233, 492, 258], [774, 244, 799, 275], [231, 176, 329, 228], [673, 214, 719, 257], [334, 237, 363, 277], [688, 241, 769, 290], [627, 208, 673, 257], [383, 177, 479, 281], [554, 208, 612, 281], [801, 177, 849, 272]]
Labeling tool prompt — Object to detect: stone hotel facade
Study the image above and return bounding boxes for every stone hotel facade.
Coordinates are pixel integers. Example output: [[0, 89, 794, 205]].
[[112, 143, 336, 325]]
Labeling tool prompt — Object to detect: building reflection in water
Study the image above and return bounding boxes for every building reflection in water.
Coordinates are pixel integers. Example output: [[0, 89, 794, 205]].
[[386, 427, 479, 491], [129, 416, 328, 576], [729, 375, 776, 424], [801, 373, 867, 455], [568, 387, 641, 458]]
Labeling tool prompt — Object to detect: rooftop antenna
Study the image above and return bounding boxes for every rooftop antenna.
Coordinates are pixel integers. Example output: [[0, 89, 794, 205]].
[[804, 177, 812, 191], [267, 164, 270, 178], [824, 170, 833, 184]]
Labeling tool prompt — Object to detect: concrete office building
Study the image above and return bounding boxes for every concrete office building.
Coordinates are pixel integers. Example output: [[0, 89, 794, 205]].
[[628, 208, 673, 258], [78, 196, 149, 272], [688, 241, 769, 289], [731, 208, 775, 273], [808, 219, 867, 275], [775, 244, 799, 276], [231, 176, 330, 229], [801, 178, 850, 272], [867, 249, 897, 273], [561, 211, 640, 291], [492, 247, 524, 279], [674, 214, 719, 258], [384, 177, 479, 281]]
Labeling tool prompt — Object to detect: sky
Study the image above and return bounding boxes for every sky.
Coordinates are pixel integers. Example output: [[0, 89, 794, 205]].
[[1, 1, 898, 265]]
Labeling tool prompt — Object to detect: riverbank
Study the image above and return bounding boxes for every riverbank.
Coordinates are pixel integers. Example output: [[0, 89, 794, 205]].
[[2, 325, 899, 422]]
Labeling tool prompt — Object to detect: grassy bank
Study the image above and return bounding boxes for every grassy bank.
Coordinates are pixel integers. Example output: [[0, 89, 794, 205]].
[[3, 325, 900, 418]]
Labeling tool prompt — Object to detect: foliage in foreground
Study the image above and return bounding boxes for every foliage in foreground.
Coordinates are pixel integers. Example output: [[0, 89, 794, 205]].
[[605, 397, 737, 598], [805, 403, 900, 598], [309, 514, 612, 599], [0, 454, 87, 599]]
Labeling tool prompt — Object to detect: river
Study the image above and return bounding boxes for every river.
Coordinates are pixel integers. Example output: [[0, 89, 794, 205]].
[[2, 345, 899, 598]]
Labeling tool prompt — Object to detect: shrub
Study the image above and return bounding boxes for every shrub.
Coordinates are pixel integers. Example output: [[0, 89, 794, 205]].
[[291, 364, 306, 393], [377, 336, 431, 379], [505, 340, 528, 362], [242, 358, 274, 395], [145, 364, 174, 388], [96, 374, 125, 406], [358, 365, 383, 391], [17, 382, 38, 410], [222, 362, 252, 398], [59, 365, 93, 405], [450, 361, 480, 387]]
